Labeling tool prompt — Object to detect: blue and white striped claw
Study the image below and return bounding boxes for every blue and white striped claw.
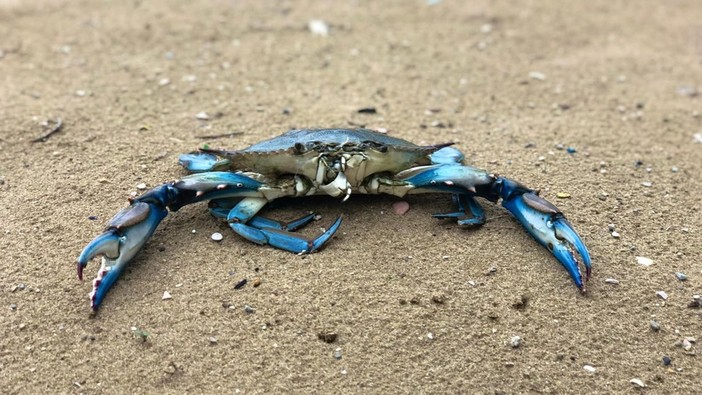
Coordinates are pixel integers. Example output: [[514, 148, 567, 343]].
[[497, 178, 592, 291], [77, 200, 168, 309]]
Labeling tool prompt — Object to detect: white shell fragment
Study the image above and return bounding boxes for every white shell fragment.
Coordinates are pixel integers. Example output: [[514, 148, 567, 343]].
[[162, 291, 172, 300], [308, 20, 329, 36], [195, 112, 210, 120], [211, 232, 223, 241], [528, 71, 546, 80], [136, 183, 147, 190], [656, 291, 669, 300], [510, 336, 521, 348], [583, 365, 596, 373], [630, 378, 646, 387], [682, 339, 692, 351], [605, 278, 620, 285], [636, 256, 654, 266]]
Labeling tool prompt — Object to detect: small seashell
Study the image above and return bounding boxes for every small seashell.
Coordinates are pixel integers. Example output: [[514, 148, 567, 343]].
[[308, 19, 329, 36], [636, 256, 653, 266], [605, 278, 620, 285], [556, 192, 571, 199], [162, 291, 172, 300], [611, 231, 620, 238], [583, 365, 596, 373], [211, 232, 223, 241], [195, 112, 209, 120], [630, 378, 646, 387], [675, 272, 687, 281], [528, 71, 546, 80], [656, 291, 668, 300]]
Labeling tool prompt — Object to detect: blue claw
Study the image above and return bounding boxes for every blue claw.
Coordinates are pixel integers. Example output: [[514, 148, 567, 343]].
[[230, 216, 342, 254], [78, 201, 168, 310], [178, 152, 230, 173], [497, 178, 591, 290]]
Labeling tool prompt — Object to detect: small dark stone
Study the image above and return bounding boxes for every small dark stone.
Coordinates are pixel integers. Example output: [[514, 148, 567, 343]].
[[399, 299, 407, 305], [409, 297, 420, 305], [88, 215, 98, 221], [432, 295, 446, 304], [234, 279, 247, 289], [663, 356, 672, 366], [357, 107, 377, 114]]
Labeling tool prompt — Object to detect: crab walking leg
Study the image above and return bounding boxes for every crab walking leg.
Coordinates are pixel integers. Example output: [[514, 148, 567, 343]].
[[225, 197, 343, 254], [77, 172, 265, 310], [392, 164, 592, 291], [431, 194, 486, 226], [208, 198, 317, 231]]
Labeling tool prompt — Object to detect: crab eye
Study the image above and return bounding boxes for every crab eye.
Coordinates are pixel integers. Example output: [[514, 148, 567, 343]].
[[294, 143, 305, 154]]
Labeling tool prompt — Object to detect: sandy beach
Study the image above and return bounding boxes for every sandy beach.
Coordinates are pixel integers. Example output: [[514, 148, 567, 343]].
[[1, 0, 701, 393]]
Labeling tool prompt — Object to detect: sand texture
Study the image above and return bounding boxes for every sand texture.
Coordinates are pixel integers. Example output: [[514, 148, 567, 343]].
[[1, 0, 701, 393]]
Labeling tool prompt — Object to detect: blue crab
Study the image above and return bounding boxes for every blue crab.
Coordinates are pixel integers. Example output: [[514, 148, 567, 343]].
[[78, 128, 591, 310]]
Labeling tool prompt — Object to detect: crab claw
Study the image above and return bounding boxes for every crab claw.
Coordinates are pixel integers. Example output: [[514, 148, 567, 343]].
[[496, 177, 591, 291], [78, 198, 168, 310]]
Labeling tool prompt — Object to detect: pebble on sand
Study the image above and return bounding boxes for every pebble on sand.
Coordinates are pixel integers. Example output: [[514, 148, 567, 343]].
[[510, 336, 521, 348], [392, 201, 410, 215], [636, 256, 653, 266], [650, 320, 661, 332], [308, 20, 329, 36], [630, 378, 646, 387], [583, 365, 596, 373], [528, 71, 546, 80], [211, 232, 223, 241], [162, 291, 172, 300]]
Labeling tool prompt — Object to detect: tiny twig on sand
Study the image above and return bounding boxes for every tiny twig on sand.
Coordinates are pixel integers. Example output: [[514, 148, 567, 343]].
[[195, 131, 244, 139], [31, 118, 64, 143]]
